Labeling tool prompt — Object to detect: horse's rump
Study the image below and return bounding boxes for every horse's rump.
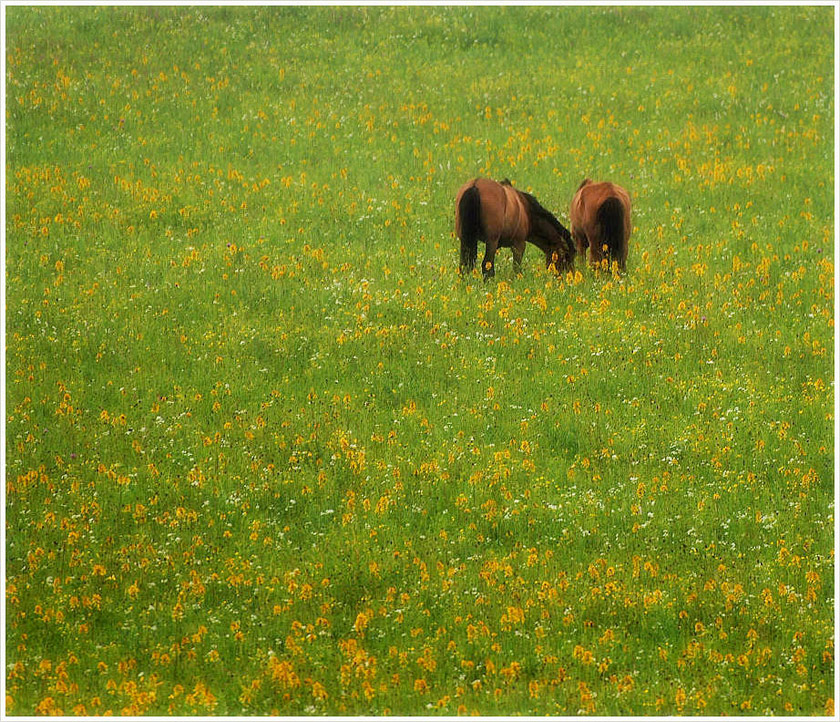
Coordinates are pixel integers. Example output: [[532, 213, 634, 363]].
[[570, 180, 631, 269], [455, 178, 528, 250]]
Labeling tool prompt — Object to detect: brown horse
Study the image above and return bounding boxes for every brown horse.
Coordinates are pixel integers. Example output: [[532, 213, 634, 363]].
[[569, 179, 632, 271], [455, 177, 575, 280]]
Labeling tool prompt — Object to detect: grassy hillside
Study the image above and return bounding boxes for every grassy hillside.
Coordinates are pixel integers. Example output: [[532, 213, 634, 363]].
[[5, 5, 834, 715]]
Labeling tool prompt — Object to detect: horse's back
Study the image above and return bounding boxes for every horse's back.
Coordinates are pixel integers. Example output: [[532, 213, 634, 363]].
[[570, 179, 632, 268]]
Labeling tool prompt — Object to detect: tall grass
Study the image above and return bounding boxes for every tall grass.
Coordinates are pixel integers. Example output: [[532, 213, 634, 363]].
[[5, 5, 834, 715]]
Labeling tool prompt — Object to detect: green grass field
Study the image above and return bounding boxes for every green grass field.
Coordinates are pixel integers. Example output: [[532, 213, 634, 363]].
[[4, 5, 835, 716]]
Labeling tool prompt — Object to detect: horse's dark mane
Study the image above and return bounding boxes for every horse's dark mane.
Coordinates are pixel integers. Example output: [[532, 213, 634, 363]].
[[496, 178, 568, 236], [518, 189, 573, 243], [493, 177, 573, 251]]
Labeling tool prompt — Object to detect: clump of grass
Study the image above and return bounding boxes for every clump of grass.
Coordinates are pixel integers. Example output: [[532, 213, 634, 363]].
[[5, 5, 834, 716]]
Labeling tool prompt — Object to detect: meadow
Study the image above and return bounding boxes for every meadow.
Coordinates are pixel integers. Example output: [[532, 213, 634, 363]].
[[4, 5, 835, 716]]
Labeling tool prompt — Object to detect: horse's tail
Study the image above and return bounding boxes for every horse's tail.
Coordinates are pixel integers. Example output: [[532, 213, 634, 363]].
[[596, 196, 625, 268], [458, 184, 482, 271]]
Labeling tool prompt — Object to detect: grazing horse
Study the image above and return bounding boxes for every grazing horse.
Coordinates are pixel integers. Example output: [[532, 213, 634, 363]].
[[455, 177, 575, 280], [569, 179, 632, 271]]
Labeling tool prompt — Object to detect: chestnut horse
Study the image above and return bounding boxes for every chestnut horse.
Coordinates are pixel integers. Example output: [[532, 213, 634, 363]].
[[569, 179, 632, 271], [455, 177, 575, 280]]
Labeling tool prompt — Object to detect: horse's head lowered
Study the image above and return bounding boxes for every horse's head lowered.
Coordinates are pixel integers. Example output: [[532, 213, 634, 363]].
[[518, 190, 576, 272]]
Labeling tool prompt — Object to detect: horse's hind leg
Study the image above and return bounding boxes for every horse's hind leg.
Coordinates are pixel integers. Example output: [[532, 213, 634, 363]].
[[512, 241, 525, 276], [572, 229, 589, 264], [481, 237, 499, 280]]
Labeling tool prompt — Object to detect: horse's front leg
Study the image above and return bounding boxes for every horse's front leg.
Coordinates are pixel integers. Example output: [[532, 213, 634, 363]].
[[572, 229, 589, 264], [512, 240, 525, 276], [482, 237, 499, 281]]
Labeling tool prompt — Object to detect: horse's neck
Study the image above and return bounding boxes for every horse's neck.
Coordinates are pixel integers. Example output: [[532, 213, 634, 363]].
[[529, 232, 553, 254], [528, 220, 562, 255]]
